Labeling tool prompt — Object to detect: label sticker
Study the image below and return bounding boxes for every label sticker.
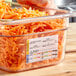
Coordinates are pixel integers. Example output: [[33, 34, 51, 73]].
[[26, 35, 58, 63]]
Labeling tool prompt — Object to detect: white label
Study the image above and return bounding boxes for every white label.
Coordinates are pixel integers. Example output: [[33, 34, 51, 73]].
[[26, 35, 58, 63]]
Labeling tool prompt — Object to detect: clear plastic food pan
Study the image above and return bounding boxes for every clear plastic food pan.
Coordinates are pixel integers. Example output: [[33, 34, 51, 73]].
[[0, 1, 76, 72]]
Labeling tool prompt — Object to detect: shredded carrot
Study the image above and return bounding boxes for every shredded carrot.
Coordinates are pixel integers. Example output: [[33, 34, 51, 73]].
[[0, 2, 66, 72]]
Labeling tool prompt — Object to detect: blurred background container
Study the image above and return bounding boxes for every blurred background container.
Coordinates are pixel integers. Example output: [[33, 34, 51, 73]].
[[11, 0, 76, 22]]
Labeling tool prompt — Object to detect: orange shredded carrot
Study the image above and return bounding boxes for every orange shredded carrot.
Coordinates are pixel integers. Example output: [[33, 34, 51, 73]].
[[0, 2, 66, 72]]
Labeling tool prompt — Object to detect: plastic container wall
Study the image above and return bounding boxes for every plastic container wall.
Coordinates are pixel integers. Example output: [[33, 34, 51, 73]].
[[0, 18, 69, 72]]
